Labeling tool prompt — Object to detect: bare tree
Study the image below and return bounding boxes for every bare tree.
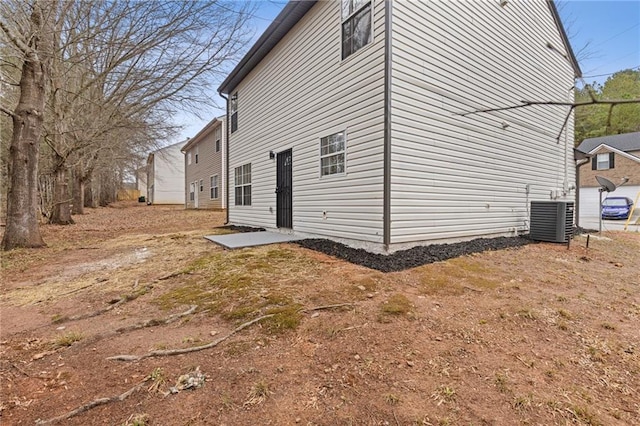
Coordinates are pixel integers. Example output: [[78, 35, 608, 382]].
[[0, 0, 58, 249], [1, 0, 253, 246]]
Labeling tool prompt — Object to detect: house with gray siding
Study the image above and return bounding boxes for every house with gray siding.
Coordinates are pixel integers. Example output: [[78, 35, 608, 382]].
[[146, 141, 186, 205], [182, 117, 226, 210], [218, 0, 581, 252]]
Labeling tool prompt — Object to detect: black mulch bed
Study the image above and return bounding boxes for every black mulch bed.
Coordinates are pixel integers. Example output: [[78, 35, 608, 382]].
[[296, 236, 534, 272], [217, 225, 266, 233]]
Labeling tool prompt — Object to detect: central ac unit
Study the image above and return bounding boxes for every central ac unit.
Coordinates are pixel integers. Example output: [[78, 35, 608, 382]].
[[529, 201, 574, 243]]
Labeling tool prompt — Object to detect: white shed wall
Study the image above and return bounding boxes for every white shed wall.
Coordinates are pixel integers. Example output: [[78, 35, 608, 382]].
[[389, 0, 577, 245], [150, 143, 185, 204], [228, 0, 387, 243]]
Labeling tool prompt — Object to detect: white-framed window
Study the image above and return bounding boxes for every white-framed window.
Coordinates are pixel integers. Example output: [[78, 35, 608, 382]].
[[596, 152, 614, 170], [230, 92, 238, 133], [234, 164, 251, 206], [187, 152, 192, 165], [199, 179, 203, 192], [214, 126, 221, 152], [320, 131, 346, 176], [189, 182, 195, 201], [195, 146, 199, 164], [341, 0, 372, 60], [210, 175, 219, 199]]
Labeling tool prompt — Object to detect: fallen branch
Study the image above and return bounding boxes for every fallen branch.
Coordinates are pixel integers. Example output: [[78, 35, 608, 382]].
[[35, 376, 152, 425], [11, 363, 30, 377], [108, 314, 274, 362], [158, 271, 187, 280], [300, 303, 356, 313], [115, 305, 197, 333], [56, 286, 151, 324]]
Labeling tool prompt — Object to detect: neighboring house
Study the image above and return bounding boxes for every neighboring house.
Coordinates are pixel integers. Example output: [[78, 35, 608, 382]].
[[218, 0, 581, 252], [136, 166, 147, 199], [575, 132, 640, 217], [146, 141, 186, 205], [181, 117, 226, 210]]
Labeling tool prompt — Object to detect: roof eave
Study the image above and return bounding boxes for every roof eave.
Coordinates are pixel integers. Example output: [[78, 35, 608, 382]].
[[218, 1, 317, 95], [181, 118, 222, 152], [547, 0, 582, 78]]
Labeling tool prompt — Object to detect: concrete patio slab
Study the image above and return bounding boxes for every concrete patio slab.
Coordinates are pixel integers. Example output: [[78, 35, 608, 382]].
[[204, 231, 304, 249]]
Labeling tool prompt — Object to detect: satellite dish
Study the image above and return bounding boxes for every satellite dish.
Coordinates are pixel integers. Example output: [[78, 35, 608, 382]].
[[595, 176, 616, 193]]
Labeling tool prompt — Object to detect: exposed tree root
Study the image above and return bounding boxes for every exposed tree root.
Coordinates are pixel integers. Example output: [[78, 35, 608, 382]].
[[54, 286, 151, 324], [35, 376, 152, 425], [115, 305, 197, 333], [108, 314, 274, 362], [158, 271, 187, 280], [301, 303, 356, 312]]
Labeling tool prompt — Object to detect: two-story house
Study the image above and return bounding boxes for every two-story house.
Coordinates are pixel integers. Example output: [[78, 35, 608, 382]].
[[182, 117, 226, 210], [576, 131, 640, 217], [218, 0, 580, 252]]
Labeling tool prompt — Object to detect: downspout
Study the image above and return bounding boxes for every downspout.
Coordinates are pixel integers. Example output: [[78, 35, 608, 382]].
[[383, 0, 392, 251], [219, 91, 230, 225], [181, 147, 187, 209]]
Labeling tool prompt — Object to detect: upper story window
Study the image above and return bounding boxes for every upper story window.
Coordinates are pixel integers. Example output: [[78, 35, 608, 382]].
[[214, 126, 222, 152], [187, 152, 192, 165], [320, 131, 346, 176], [593, 153, 615, 170], [195, 147, 199, 164], [230, 92, 238, 133], [342, 0, 372, 60]]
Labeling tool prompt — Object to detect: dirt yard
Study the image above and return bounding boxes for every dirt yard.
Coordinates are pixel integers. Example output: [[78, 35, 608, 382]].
[[1, 202, 639, 425]]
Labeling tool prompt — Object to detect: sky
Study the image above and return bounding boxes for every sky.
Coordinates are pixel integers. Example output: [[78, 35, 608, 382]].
[[559, 1, 640, 85], [175, 0, 640, 143]]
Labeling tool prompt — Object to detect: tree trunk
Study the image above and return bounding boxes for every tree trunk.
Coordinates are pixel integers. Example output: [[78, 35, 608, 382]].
[[85, 179, 99, 208], [1, 4, 51, 250], [71, 168, 84, 215], [49, 165, 74, 224]]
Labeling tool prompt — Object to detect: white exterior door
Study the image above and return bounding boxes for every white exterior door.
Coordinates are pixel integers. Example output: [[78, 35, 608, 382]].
[[194, 181, 199, 208]]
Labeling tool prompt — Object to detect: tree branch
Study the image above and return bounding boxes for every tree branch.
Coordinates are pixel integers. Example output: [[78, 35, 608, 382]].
[[0, 104, 17, 118], [107, 314, 274, 362], [0, 18, 32, 55], [458, 98, 640, 117], [35, 375, 152, 425]]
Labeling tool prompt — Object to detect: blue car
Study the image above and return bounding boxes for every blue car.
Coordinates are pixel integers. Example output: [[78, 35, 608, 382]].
[[602, 197, 634, 220]]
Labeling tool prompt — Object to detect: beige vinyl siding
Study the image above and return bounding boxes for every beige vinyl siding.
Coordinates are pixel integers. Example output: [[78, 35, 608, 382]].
[[228, 0, 386, 243], [389, 0, 576, 245], [184, 119, 225, 209]]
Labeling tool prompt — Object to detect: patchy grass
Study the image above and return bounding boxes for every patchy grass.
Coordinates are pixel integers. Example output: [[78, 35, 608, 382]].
[[53, 331, 83, 348], [244, 380, 271, 406], [380, 294, 412, 316], [124, 413, 150, 426], [154, 247, 323, 334]]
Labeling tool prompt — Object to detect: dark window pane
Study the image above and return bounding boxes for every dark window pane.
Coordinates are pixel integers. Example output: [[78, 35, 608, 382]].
[[342, 22, 353, 59], [231, 112, 238, 133], [341, 0, 351, 19], [352, 5, 371, 53], [235, 187, 242, 205], [244, 186, 251, 206], [342, 2, 371, 59]]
